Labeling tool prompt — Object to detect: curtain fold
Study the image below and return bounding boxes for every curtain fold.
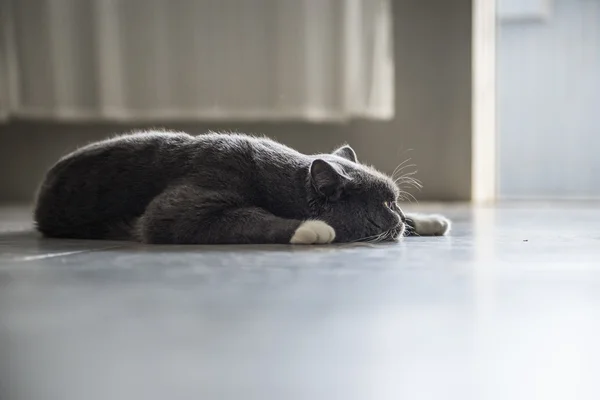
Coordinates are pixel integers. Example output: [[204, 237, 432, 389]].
[[0, 0, 393, 123]]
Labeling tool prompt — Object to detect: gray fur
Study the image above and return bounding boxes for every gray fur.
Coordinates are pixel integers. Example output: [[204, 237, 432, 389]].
[[34, 130, 449, 244]]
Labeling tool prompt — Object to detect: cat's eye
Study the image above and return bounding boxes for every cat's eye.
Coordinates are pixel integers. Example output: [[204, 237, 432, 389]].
[[384, 201, 392, 208]]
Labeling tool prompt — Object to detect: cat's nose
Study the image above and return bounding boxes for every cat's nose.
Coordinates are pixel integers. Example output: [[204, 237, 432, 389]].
[[386, 212, 403, 231], [391, 201, 406, 222]]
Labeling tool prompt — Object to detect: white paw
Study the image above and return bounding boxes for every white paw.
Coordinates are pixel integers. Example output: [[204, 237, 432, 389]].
[[412, 214, 451, 236], [290, 220, 336, 244]]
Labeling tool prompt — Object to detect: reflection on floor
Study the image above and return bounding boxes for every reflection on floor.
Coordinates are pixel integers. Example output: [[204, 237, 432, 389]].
[[1, 203, 600, 400]]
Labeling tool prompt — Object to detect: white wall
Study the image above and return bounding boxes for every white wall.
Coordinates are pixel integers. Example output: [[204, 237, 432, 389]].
[[498, 0, 600, 199]]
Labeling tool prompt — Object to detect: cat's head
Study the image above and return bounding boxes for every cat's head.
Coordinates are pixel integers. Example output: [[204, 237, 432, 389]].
[[307, 145, 406, 243]]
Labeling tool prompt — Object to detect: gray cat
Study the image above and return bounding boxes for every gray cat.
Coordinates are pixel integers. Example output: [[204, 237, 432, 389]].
[[34, 131, 450, 244]]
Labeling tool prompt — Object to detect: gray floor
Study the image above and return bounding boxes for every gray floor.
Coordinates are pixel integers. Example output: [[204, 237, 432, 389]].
[[1, 203, 600, 400]]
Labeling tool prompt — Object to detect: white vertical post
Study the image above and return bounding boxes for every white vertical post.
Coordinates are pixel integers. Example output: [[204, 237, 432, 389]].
[[472, 0, 497, 203]]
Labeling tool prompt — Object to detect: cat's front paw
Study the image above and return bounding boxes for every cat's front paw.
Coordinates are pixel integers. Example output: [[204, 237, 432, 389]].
[[411, 214, 451, 236], [290, 220, 336, 244]]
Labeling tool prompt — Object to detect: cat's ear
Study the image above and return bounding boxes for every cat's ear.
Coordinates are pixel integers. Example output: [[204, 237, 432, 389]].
[[332, 145, 357, 163], [310, 159, 351, 201]]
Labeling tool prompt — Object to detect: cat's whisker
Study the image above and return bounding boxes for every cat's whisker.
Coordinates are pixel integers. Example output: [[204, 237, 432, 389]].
[[394, 170, 420, 183], [359, 234, 383, 243], [397, 183, 422, 193], [394, 172, 422, 189], [397, 173, 421, 184], [406, 176, 423, 187], [391, 158, 413, 180], [353, 230, 389, 244], [349, 234, 377, 243], [399, 190, 419, 205], [375, 231, 391, 243], [395, 168, 418, 176], [392, 167, 419, 184], [366, 236, 384, 244], [392, 163, 417, 180], [382, 230, 392, 242], [395, 176, 423, 194]]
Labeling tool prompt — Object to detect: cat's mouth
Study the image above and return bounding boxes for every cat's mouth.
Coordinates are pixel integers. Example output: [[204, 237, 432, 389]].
[[386, 223, 406, 241], [354, 222, 405, 243]]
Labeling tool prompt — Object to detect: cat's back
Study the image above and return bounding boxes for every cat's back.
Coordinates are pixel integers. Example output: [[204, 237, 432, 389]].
[[59, 130, 193, 166], [193, 132, 305, 167], [34, 130, 194, 238], [40, 130, 194, 193]]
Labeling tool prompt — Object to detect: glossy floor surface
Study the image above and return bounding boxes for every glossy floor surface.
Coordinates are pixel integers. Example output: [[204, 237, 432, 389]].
[[1, 203, 600, 400]]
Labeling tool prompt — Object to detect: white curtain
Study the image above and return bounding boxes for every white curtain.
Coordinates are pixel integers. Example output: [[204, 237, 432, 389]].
[[0, 0, 393, 123]]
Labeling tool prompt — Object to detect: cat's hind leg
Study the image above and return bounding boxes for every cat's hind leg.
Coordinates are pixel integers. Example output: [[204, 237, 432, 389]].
[[136, 185, 335, 244], [404, 213, 451, 236]]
